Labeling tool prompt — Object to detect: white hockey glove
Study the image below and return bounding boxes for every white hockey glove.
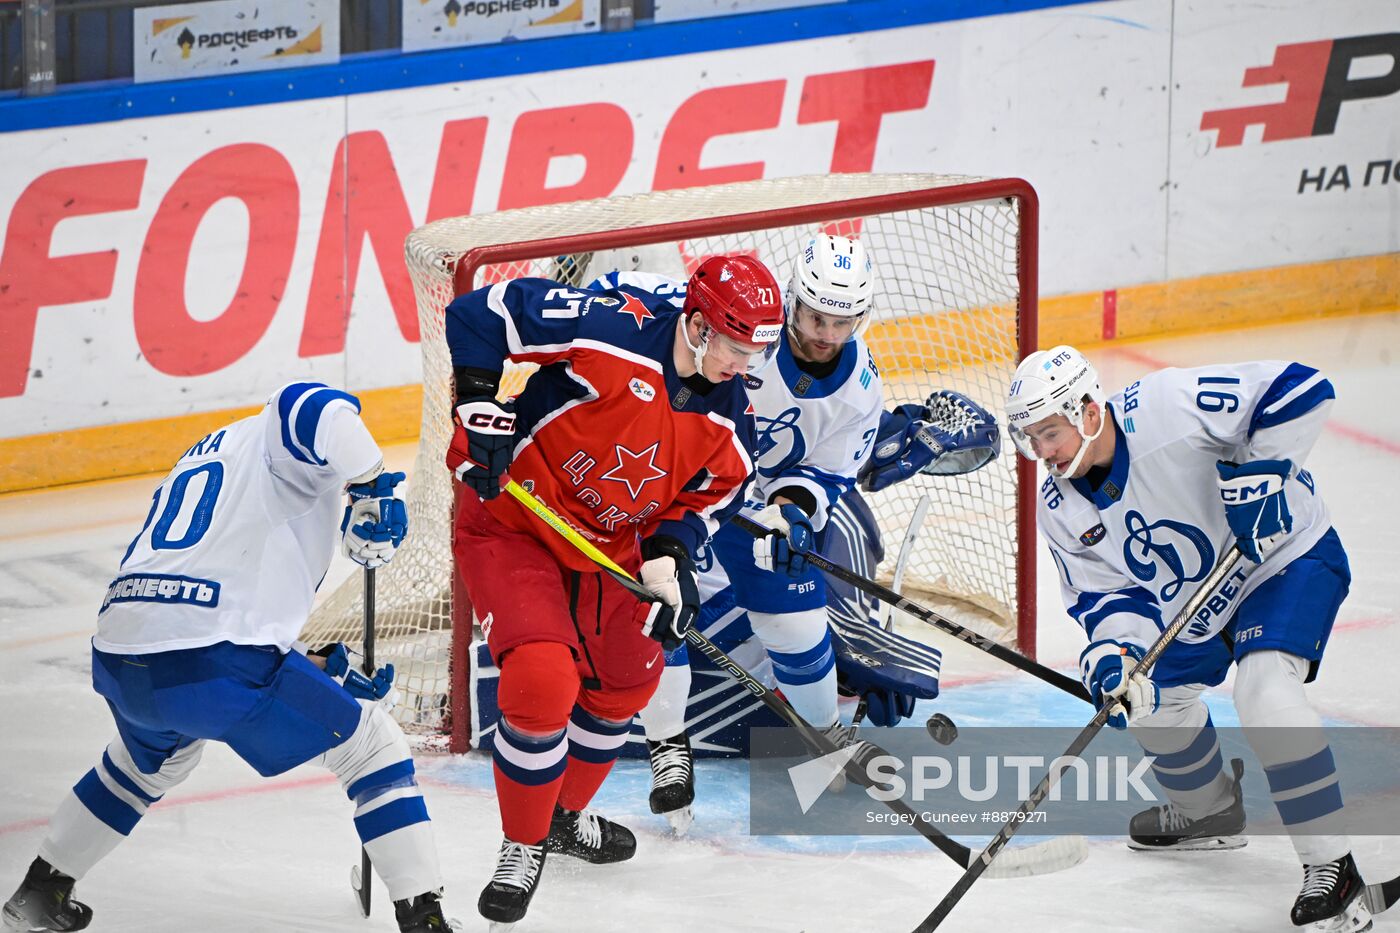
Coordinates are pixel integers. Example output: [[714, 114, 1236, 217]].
[[314, 643, 399, 709], [638, 536, 700, 652], [1080, 640, 1159, 730], [341, 470, 408, 569], [751, 502, 815, 577]]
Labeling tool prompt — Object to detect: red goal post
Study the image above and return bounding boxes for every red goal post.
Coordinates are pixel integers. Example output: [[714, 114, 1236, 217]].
[[303, 173, 1039, 754]]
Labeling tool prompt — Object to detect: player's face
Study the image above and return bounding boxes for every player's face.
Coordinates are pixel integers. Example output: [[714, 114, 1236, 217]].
[[1022, 414, 1089, 478], [788, 300, 861, 363], [701, 332, 768, 382]]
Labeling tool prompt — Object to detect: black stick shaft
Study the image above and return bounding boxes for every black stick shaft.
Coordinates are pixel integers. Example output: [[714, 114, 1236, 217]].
[[730, 514, 1091, 703], [914, 547, 1245, 931], [582, 553, 979, 867], [358, 566, 375, 917]]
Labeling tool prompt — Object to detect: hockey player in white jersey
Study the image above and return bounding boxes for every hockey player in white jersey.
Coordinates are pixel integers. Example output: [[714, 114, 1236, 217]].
[[1006, 347, 1369, 932], [1, 383, 457, 933]]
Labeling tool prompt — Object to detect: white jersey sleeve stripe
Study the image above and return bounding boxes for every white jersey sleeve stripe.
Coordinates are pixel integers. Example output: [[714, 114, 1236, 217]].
[[275, 382, 361, 466], [1250, 364, 1335, 435]]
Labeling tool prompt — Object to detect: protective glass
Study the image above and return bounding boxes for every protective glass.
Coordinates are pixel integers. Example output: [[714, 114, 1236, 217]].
[[704, 328, 774, 374], [790, 300, 866, 345]]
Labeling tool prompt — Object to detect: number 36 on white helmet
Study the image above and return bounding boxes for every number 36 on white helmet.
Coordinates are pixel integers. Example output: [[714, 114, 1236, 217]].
[[788, 234, 874, 339], [1004, 345, 1107, 477]]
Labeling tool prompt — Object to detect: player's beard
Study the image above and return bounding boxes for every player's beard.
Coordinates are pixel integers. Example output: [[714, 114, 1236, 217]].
[[788, 327, 840, 363]]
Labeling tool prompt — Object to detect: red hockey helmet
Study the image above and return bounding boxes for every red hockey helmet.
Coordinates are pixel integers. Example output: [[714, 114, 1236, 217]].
[[684, 255, 785, 346]]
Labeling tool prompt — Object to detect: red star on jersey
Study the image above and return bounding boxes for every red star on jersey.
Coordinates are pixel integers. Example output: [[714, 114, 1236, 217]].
[[599, 442, 668, 499], [617, 292, 654, 329]]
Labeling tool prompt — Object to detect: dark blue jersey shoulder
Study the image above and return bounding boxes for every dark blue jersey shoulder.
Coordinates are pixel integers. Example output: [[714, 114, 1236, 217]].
[[445, 278, 683, 372]]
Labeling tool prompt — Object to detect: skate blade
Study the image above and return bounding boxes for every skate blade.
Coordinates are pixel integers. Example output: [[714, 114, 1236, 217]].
[[1304, 899, 1373, 933], [488, 921, 519, 933], [1126, 835, 1247, 852], [1, 903, 33, 933], [664, 806, 694, 836], [349, 864, 369, 918]]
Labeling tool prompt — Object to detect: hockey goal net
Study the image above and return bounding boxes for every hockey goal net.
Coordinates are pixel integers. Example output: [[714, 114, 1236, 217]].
[[303, 173, 1038, 752]]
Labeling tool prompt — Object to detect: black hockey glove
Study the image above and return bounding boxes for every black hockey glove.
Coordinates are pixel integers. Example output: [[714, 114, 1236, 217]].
[[638, 536, 700, 651], [447, 396, 518, 500]]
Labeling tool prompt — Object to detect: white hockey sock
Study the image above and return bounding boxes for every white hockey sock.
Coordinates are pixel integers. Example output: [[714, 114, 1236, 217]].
[[39, 736, 203, 879], [750, 609, 837, 728], [1235, 650, 1350, 865], [638, 662, 692, 741], [320, 701, 443, 901], [1131, 690, 1232, 820]]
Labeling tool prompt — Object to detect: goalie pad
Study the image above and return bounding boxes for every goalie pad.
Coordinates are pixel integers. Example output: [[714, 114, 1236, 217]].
[[830, 611, 942, 727]]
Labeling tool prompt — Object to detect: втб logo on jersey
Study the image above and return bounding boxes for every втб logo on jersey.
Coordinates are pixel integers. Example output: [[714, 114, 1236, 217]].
[[754, 407, 806, 477], [1200, 33, 1400, 147], [1122, 510, 1214, 602]]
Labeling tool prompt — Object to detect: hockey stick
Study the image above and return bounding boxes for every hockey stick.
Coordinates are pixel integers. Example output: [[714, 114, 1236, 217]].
[[913, 545, 1246, 932], [885, 495, 931, 632], [731, 513, 1092, 703], [351, 567, 375, 918], [504, 480, 1086, 879], [1365, 873, 1400, 916]]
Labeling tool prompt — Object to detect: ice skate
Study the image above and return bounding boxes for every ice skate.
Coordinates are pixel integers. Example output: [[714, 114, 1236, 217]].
[[818, 720, 882, 793], [1292, 852, 1373, 932], [478, 840, 547, 931], [647, 732, 695, 835], [1128, 757, 1247, 851], [2, 858, 91, 933], [546, 805, 636, 864], [394, 889, 460, 932]]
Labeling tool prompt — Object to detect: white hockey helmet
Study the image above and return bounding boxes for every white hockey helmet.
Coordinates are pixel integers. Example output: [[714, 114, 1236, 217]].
[[1004, 345, 1107, 477], [787, 234, 874, 338]]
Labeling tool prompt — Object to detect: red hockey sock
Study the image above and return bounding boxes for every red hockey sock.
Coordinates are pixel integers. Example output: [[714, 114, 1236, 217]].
[[492, 643, 578, 842], [492, 719, 566, 843], [557, 704, 632, 812]]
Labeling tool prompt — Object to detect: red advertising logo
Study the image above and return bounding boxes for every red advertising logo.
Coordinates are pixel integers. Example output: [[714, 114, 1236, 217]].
[[0, 60, 936, 400], [1200, 33, 1400, 147]]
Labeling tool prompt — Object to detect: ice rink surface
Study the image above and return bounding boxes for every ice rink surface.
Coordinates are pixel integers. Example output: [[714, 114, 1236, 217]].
[[3, 313, 1398, 932]]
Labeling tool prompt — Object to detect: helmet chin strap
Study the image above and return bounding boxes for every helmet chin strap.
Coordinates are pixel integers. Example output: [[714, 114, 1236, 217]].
[[683, 314, 712, 376], [1051, 406, 1107, 478]]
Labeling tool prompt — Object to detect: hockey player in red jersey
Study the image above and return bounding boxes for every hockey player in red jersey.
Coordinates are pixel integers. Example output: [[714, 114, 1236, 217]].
[[444, 255, 783, 927]]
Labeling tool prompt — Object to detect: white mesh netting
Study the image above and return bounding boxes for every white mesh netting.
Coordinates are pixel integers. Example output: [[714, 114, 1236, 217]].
[[302, 173, 1035, 745]]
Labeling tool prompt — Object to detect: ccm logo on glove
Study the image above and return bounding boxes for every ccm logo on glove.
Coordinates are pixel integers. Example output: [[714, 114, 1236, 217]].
[[463, 410, 517, 433]]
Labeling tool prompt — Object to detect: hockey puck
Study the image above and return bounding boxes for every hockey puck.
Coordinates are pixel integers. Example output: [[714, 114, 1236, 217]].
[[925, 713, 958, 745]]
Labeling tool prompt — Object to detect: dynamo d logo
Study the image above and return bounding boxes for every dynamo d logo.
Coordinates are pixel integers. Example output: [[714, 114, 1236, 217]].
[[1121, 510, 1214, 602]]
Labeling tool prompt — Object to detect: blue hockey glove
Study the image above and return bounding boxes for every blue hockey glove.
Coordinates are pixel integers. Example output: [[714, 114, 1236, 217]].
[[317, 643, 397, 705], [639, 536, 700, 652], [447, 397, 518, 500], [1080, 640, 1158, 730], [751, 502, 815, 577], [341, 471, 408, 569], [1216, 459, 1294, 563], [859, 391, 1001, 493]]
